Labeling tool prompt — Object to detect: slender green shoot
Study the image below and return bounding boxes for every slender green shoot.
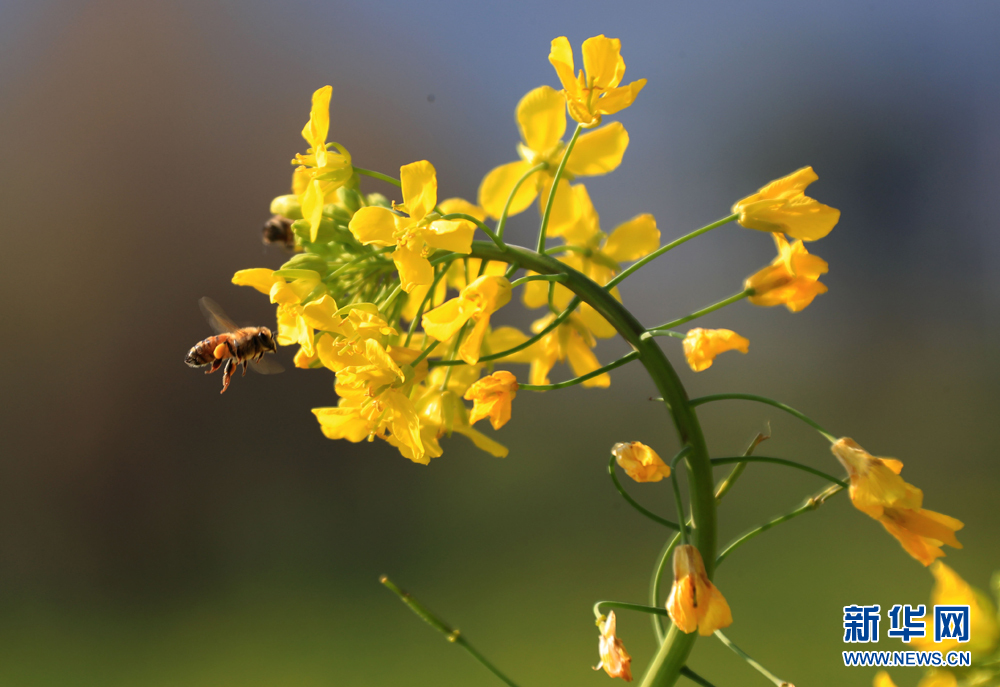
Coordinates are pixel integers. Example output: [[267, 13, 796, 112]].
[[536, 124, 583, 251], [354, 166, 401, 188], [714, 630, 793, 687], [710, 456, 847, 487], [497, 162, 547, 240], [521, 351, 639, 391], [510, 273, 566, 288], [605, 214, 738, 290], [670, 447, 693, 544], [440, 213, 506, 251], [607, 453, 681, 530], [380, 576, 521, 687], [689, 393, 837, 443], [647, 290, 752, 333]]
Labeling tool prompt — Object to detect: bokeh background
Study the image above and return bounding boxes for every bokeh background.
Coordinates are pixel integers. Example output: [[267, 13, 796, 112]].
[[2, 1, 999, 685]]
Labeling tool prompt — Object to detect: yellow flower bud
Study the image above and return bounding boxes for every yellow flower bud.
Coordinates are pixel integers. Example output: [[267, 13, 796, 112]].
[[745, 233, 828, 312], [611, 442, 670, 483], [666, 545, 733, 636], [731, 166, 839, 241], [682, 328, 749, 372], [593, 611, 632, 681]]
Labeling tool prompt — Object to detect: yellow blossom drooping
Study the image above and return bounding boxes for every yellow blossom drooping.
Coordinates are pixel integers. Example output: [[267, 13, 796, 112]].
[[731, 166, 840, 241], [593, 611, 632, 681], [478, 85, 631, 232], [293, 86, 354, 241], [611, 442, 671, 483], [912, 562, 1000, 659], [522, 185, 659, 339], [232, 268, 322, 305], [666, 545, 733, 636], [348, 161, 475, 292], [745, 233, 828, 312], [526, 312, 610, 387], [549, 35, 647, 128], [465, 371, 519, 430], [409, 367, 509, 459], [831, 438, 964, 566], [682, 328, 749, 372], [421, 275, 512, 364]]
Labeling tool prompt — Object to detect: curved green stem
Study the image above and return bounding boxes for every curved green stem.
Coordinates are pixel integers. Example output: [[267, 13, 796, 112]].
[[498, 162, 547, 241], [536, 125, 583, 252], [380, 576, 520, 687], [430, 295, 581, 367], [647, 290, 752, 332], [467, 241, 716, 687], [606, 214, 738, 291], [509, 273, 565, 288], [521, 351, 639, 391], [710, 456, 846, 487], [353, 166, 401, 188], [608, 454, 681, 530], [670, 447, 693, 544], [716, 484, 843, 566], [679, 666, 718, 687], [714, 630, 791, 687], [689, 393, 836, 442], [440, 213, 507, 252], [411, 340, 440, 367], [594, 600, 671, 619]]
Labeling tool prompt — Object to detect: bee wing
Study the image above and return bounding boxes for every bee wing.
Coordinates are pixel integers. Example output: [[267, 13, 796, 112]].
[[199, 297, 241, 334], [250, 357, 285, 375]]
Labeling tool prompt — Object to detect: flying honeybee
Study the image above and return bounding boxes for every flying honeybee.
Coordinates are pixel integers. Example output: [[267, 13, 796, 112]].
[[185, 297, 283, 393], [262, 214, 296, 249]]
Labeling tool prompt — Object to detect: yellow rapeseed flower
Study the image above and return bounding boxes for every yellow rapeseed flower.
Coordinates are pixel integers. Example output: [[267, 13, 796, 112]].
[[745, 233, 828, 312], [421, 275, 512, 364], [523, 185, 659, 338], [293, 86, 354, 241], [666, 545, 733, 636], [831, 438, 964, 566], [526, 312, 610, 387], [478, 85, 631, 232], [232, 268, 322, 305], [410, 367, 509, 458], [348, 161, 475, 292], [593, 611, 632, 681], [731, 166, 840, 241], [682, 328, 749, 372], [912, 562, 1000, 659], [549, 35, 647, 128], [465, 371, 518, 430], [611, 442, 670, 483]]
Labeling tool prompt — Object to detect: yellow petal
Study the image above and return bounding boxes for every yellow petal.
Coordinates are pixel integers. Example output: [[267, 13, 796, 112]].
[[566, 334, 610, 387], [422, 220, 475, 254], [312, 406, 371, 443], [301, 179, 325, 242], [349, 206, 397, 246], [516, 85, 567, 153], [232, 268, 279, 295], [521, 275, 550, 309], [548, 36, 578, 95], [454, 425, 509, 457], [602, 213, 660, 262], [874, 671, 900, 687], [400, 160, 437, 221], [459, 315, 491, 364], [393, 245, 434, 293], [486, 326, 537, 364], [594, 80, 646, 116], [422, 298, 471, 342], [577, 303, 617, 339], [682, 328, 750, 372], [301, 86, 332, 149], [478, 160, 540, 219], [538, 177, 578, 234], [301, 294, 342, 331], [565, 122, 629, 177], [581, 35, 625, 89]]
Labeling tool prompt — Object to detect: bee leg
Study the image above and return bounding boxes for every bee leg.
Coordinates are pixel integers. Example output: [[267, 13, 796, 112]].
[[220, 359, 235, 394], [241, 360, 249, 377], [206, 358, 223, 374]]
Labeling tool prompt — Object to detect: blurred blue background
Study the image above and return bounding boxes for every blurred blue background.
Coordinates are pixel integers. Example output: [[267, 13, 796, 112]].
[[1, 0, 998, 685]]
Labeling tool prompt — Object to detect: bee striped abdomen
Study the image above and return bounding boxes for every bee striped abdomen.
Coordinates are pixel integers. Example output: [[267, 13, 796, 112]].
[[185, 334, 233, 368]]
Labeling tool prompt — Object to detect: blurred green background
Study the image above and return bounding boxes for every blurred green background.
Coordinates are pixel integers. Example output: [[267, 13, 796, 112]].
[[1, 0, 998, 685]]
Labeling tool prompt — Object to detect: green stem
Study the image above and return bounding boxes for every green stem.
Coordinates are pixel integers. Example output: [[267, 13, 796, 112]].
[[405, 266, 447, 346], [713, 630, 791, 687], [430, 295, 581, 367], [605, 214, 738, 291], [710, 456, 846, 487], [608, 454, 681, 530], [689, 393, 837, 443], [441, 322, 470, 389], [509, 273, 565, 288], [410, 340, 440, 367], [498, 162, 547, 241], [713, 431, 769, 502], [520, 350, 639, 391], [353, 166, 401, 188], [544, 244, 590, 256], [647, 330, 686, 339], [380, 576, 520, 687], [670, 447, 693, 544], [716, 484, 843, 566], [440, 213, 506, 252], [594, 600, 671, 619], [679, 666, 718, 687], [536, 125, 583, 252], [647, 290, 752, 332], [467, 241, 716, 687], [380, 284, 403, 315]]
